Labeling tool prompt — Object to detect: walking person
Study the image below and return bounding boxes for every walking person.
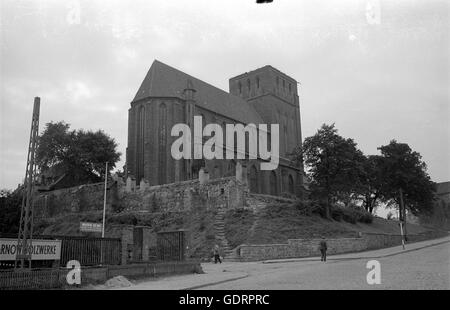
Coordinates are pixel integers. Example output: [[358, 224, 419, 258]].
[[213, 244, 222, 264], [319, 236, 327, 262]]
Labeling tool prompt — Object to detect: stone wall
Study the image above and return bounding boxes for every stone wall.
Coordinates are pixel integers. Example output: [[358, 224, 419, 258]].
[[33, 168, 253, 219], [107, 224, 154, 265], [119, 176, 248, 213], [236, 230, 448, 261], [34, 181, 118, 218], [65, 261, 202, 286], [33, 162, 285, 220]]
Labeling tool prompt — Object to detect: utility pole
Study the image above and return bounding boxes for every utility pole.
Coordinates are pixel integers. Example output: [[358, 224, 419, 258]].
[[15, 97, 40, 269], [399, 188, 406, 250], [100, 162, 108, 265], [102, 162, 108, 238]]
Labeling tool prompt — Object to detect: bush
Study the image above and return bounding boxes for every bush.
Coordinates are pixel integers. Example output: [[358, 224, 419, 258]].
[[359, 212, 373, 224], [280, 192, 297, 199], [329, 205, 373, 224], [331, 208, 343, 221], [341, 208, 357, 224], [312, 202, 327, 218], [109, 213, 138, 225]]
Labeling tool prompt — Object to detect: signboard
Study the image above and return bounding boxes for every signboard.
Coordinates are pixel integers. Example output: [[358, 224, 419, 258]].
[[0, 238, 61, 261], [80, 222, 102, 233]]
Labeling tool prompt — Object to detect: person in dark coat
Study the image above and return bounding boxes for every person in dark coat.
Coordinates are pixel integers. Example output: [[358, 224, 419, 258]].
[[213, 244, 222, 264], [319, 237, 327, 262]]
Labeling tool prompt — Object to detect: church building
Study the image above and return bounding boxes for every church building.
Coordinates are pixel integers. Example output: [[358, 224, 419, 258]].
[[126, 60, 303, 196]]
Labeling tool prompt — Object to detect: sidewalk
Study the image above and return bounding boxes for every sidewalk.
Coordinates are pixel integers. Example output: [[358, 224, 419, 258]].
[[106, 236, 449, 290], [113, 262, 250, 290], [262, 235, 450, 264]]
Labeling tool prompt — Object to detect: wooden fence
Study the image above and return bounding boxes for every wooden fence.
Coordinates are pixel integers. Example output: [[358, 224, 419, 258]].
[[0, 234, 121, 268], [59, 236, 121, 266], [156, 230, 185, 261], [0, 268, 66, 290]]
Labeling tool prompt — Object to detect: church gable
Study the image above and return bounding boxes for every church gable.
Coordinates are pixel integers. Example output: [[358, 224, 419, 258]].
[[132, 60, 264, 125]]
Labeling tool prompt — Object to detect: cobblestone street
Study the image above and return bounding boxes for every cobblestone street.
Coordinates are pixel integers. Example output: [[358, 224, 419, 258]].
[[117, 237, 450, 290], [201, 242, 450, 290]]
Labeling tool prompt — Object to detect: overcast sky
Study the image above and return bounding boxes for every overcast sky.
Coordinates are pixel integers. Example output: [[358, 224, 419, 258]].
[[1, 0, 449, 192]]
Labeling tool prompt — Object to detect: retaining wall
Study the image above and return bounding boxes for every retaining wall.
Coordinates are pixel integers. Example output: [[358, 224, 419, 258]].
[[236, 230, 448, 261], [80, 261, 202, 285]]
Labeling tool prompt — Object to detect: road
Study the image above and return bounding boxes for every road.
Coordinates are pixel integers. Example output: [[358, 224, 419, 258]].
[[200, 242, 450, 290], [115, 238, 450, 290]]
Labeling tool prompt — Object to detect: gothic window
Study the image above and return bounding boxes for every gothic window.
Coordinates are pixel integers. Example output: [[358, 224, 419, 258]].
[[228, 160, 236, 176], [234, 131, 239, 157], [270, 171, 277, 196], [247, 79, 251, 92], [200, 113, 208, 145], [238, 81, 242, 94], [276, 76, 279, 88], [158, 103, 167, 184], [191, 159, 205, 179], [288, 175, 294, 194], [211, 116, 217, 153], [249, 166, 258, 193], [256, 76, 260, 89], [223, 121, 227, 158], [137, 105, 145, 183], [214, 165, 220, 179], [289, 83, 291, 93], [284, 123, 288, 154], [283, 79, 285, 89]]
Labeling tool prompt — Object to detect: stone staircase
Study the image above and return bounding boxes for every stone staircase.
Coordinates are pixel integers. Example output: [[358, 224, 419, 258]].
[[214, 206, 236, 260]]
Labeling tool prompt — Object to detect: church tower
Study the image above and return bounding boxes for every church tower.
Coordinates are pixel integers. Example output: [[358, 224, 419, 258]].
[[229, 65, 302, 158]]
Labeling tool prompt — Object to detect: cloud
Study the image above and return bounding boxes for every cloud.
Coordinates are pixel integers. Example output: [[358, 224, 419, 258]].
[[1, 0, 449, 189]]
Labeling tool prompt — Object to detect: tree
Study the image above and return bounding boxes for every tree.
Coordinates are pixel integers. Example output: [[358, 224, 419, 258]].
[[0, 189, 22, 234], [377, 140, 436, 216], [386, 211, 394, 220], [36, 121, 121, 187], [357, 155, 384, 214], [292, 124, 366, 218]]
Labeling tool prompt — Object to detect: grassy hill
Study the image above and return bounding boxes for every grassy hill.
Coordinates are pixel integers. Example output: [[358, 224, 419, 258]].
[[34, 201, 437, 260], [224, 203, 432, 249]]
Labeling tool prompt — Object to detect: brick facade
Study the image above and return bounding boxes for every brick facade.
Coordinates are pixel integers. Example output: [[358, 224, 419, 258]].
[[126, 60, 304, 196]]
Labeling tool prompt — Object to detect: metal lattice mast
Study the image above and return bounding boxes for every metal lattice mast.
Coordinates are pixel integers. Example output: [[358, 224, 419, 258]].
[[15, 97, 40, 269]]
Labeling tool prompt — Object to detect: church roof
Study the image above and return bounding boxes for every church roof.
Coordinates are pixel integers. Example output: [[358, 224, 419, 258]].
[[132, 60, 264, 124]]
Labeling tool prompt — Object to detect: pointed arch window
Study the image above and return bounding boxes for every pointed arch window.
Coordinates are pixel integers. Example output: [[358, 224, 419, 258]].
[[213, 165, 220, 179], [228, 160, 236, 176], [288, 175, 294, 194], [270, 171, 278, 196], [158, 102, 167, 184], [222, 121, 227, 159], [249, 166, 258, 193], [137, 105, 145, 183]]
